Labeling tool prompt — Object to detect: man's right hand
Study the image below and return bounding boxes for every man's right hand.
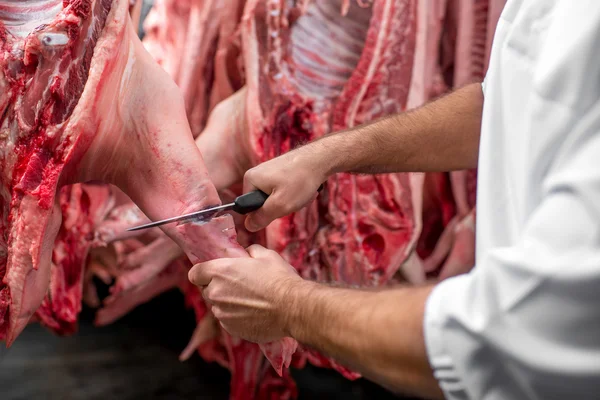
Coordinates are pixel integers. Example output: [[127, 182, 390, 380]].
[[241, 83, 484, 232], [243, 148, 328, 232]]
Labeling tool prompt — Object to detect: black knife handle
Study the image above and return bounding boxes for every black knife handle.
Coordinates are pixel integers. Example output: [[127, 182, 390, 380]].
[[232, 184, 325, 215], [233, 190, 269, 214]]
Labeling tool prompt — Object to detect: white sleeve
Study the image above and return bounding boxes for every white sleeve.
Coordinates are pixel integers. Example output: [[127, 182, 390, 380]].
[[423, 99, 600, 400]]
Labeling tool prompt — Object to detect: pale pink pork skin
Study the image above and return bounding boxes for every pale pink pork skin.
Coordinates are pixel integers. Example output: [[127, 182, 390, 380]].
[[79, 1, 251, 320], [142, 0, 238, 138], [0, 0, 296, 373]]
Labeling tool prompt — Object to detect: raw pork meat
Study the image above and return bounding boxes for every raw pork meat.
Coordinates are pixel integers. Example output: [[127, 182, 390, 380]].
[[142, 0, 244, 137], [0, 0, 295, 373], [34, 183, 113, 334], [419, 0, 504, 279], [83, 0, 506, 397]]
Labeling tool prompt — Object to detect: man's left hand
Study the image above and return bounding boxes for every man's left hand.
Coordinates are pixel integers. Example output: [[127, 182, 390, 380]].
[[188, 244, 302, 343]]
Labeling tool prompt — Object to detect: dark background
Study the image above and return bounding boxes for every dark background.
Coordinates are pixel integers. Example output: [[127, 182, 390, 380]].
[[0, 286, 413, 400]]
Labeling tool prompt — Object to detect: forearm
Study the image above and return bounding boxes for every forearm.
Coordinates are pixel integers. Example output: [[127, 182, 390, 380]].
[[299, 83, 483, 177], [285, 281, 443, 399]]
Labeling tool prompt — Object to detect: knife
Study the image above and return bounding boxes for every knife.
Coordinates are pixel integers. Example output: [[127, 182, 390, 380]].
[[126, 184, 324, 232]]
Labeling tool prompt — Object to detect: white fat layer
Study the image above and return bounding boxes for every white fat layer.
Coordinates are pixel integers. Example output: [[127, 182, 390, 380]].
[[290, 0, 372, 99], [39, 32, 69, 46], [0, 0, 63, 38], [119, 42, 136, 98]]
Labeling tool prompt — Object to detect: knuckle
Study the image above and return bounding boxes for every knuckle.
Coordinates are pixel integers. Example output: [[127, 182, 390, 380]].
[[268, 196, 286, 213], [245, 167, 262, 184], [212, 260, 230, 275], [208, 286, 220, 301], [281, 203, 293, 215], [245, 168, 256, 181], [266, 248, 280, 259], [247, 244, 262, 254], [212, 307, 224, 321], [219, 322, 231, 334], [189, 269, 205, 286], [216, 265, 231, 278], [213, 260, 230, 275], [188, 268, 197, 284]]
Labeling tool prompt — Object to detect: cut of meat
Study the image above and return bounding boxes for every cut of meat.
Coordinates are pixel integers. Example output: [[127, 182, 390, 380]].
[[209, 0, 247, 109], [485, 0, 503, 72], [156, 0, 433, 388], [423, 0, 505, 279], [0, 0, 116, 344], [142, 0, 237, 137], [74, 0, 508, 397], [94, 260, 188, 326], [35, 183, 113, 335], [452, 0, 489, 87], [407, 0, 449, 109], [437, 207, 475, 280], [110, 235, 182, 293], [0, 0, 295, 373], [417, 172, 456, 259], [256, 366, 298, 400], [141, 0, 192, 82], [238, 0, 422, 288], [198, 87, 254, 192], [129, 0, 143, 28], [94, 202, 153, 244], [320, 0, 419, 286]]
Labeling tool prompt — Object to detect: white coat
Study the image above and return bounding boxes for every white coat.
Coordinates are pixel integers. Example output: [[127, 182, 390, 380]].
[[424, 1, 600, 399]]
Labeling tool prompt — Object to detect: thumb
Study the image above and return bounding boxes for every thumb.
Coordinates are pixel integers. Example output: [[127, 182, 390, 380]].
[[244, 206, 274, 232], [245, 193, 287, 232], [246, 244, 272, 259], [243, 167, 271, 195]]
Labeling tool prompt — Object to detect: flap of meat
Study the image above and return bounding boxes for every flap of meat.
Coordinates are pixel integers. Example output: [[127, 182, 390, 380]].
[[0, 0, 295, 373]]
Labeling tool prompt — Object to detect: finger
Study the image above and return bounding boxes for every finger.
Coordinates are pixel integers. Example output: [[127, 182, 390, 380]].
[[245, 209, 273, 232], [219, 321, 231, 335], [243, 167, 271, 195], [212, 306, 225, 322], [188, 261, 221, 286], [242, 173, 258, 195], [245, 194, 288, 232], [246, 244, 274, 259], [202, 284, 214, 304]]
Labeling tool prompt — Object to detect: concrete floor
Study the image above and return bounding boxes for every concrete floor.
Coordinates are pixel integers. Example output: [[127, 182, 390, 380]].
[[0, 288, 411, 400]]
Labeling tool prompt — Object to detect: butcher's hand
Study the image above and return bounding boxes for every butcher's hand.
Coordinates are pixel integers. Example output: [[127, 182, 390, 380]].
[[188, 244, 302, 343], [243, 148, 327, 232], [189, 243, 441, 399]]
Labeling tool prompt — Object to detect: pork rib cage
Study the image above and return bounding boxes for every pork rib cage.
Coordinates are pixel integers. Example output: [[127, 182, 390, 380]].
[[0, 0, 504, 399]]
